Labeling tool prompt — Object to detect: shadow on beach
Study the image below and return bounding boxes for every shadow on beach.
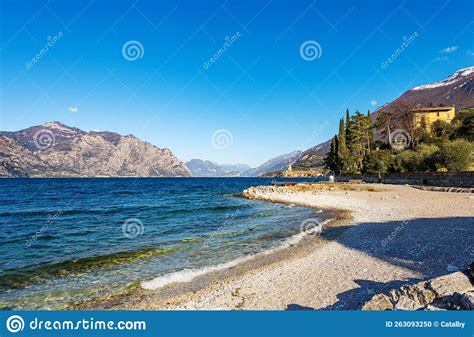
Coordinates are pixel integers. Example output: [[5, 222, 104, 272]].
[[288, 216, 474, 310]]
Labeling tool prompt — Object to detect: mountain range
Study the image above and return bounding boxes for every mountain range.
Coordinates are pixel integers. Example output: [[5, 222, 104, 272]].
[[1, 66, 472, 178], [0, 122, 191, 177], [185, 159, 250, 177], [376, 66, 474, 116]]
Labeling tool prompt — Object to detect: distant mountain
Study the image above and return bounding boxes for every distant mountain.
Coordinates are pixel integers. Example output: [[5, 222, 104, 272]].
[[376, 66, 474, 116], [0, 122, 191, 177], [257, 66, 474, 173], [185, 159, 250, 177], [243, 151, 302, 177], [292, 139, 332, 169]]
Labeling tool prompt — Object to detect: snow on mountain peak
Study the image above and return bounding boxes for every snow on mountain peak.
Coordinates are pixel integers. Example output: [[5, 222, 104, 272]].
[[411, 66, 474, 91]]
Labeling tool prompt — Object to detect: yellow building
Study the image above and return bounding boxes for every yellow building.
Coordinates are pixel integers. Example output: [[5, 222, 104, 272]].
[[413, 106, 455, 131]]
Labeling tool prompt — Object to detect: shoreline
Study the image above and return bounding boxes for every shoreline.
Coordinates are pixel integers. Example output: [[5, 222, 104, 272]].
[[72, 205, 349, 310], [74, 183, 473, 310]]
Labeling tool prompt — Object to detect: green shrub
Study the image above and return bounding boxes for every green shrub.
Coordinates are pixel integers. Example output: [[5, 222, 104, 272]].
[[431, 120, 455, 140], [438, 139, 474, 171], [389, 144, 440, 172], [363, 150, 393, 174], [452, 109, 474, 141]]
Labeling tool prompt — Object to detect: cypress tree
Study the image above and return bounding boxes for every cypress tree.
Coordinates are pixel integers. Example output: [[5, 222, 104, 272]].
[[337, 118, 347, 173], [366, 110, 373, 152], [338, 118, 346, 152], [324, 136, 339, 173], [345, 109, 350, 136], [348, 111, 367, 173]]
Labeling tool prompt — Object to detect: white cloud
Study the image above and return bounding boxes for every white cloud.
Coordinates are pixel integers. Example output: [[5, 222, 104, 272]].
[[439, 46, 459, 54], [370, 100, 377, 107], [468, 50, 474, 56], [68, 106, 78, 112], [434, 56, 448, 62]]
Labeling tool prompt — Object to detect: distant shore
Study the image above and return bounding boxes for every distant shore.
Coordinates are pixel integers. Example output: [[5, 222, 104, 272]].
[[75, 183, 474, 310]]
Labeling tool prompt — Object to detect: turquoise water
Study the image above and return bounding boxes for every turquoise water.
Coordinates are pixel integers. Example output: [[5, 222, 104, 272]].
[[0, 178, 324, 309]]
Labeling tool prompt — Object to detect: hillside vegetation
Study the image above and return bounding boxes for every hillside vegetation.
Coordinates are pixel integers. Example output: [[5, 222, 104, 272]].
[[325, 107, 474, 174]]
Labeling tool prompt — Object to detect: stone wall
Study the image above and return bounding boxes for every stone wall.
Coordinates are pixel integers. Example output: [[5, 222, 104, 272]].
[[337, 172, 474, 188]]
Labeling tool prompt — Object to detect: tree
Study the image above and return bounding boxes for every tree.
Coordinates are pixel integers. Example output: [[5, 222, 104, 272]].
[[338, 118, 346, 152], [439, 139, 473, 171], [453, 109, 474, 141], [375, 111, 393, 146], [365, 110, 373, 153], [337, 118, 348, 172], [392, 101, 416, 149], [345, 109, 350, 138], [431, 120, 455, 140], [347, 111, 369, 173], [324, 136, 339, 173], [363, 150, 393, 175]]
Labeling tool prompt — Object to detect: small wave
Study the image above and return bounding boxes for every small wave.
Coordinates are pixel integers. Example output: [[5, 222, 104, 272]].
[[140, 218, 332, 290], [141, 257, 252, 290], [223, 192, 243, 197], [201, 230, 248, 239], [163, 204, 249, 216], [254, 213, 272, 217], [179, 237, 201, 243]]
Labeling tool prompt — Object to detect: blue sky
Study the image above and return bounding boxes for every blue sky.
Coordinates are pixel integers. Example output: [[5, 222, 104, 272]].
[[1, 0, 473, 166]]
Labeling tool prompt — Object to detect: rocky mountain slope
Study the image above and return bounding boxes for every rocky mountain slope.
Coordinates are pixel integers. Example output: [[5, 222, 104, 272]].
[[185, 159, 250, 177], [243, 151, 302, 177], [292, 139, 331, 169], [0, 122, 191, 177], [376, 66, 474, 116]]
